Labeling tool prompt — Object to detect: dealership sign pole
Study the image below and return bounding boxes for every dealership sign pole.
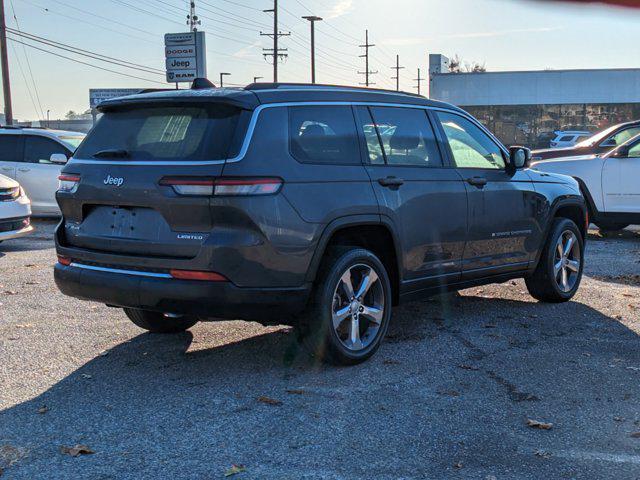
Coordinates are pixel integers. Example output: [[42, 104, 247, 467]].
[[165, 32, 207, 85]]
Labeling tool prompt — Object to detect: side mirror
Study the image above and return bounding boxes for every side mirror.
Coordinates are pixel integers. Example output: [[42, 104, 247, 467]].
[[509, 146, 531, 169], [49, 153, 68, 164]]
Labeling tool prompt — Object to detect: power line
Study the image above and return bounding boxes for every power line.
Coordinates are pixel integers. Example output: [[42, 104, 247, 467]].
[[7, 36, 165, 84], [8, 0, 43, 120], [6, 28, 165, 75]]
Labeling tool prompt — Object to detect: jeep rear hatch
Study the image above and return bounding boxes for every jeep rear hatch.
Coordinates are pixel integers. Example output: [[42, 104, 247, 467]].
[[59, 102, 253, 258]]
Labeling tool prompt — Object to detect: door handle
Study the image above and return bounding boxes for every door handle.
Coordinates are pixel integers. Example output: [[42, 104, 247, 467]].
[[378, 176, 404, 187], [18, 168, 30, 172], [467, 176, 488, 188]]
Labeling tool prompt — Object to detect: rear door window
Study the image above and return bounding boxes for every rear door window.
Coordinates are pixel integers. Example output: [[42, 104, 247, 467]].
[[24, 136, 70, 164], [368, 107, 443, 167], [0, 135, 23, 163], [289, 106, 360, 164], [75, 104, 244, 161]]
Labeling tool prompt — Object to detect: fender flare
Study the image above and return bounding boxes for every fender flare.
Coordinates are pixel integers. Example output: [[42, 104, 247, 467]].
[[304, 214, 403, 284], [531, 196, 587, 270]]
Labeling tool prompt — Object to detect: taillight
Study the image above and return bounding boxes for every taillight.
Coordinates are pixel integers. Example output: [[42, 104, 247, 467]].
[[214, 178, 282, 196], [159, 178, 215, 196], [160, 177, 283, 196], [57, 174, 80, 193], [57, 255, 72, 266], [169, 269, 227, 281]]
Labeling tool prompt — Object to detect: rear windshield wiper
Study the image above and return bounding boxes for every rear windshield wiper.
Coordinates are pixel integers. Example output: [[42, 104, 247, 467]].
[[93, 149, 129, 159]]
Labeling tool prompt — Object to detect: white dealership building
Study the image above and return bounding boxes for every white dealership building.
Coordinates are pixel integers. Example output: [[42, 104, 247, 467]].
[[428, 54, 640, 148]]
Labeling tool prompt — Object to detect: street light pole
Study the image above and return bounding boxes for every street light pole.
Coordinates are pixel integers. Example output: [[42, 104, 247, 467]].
[[253, 76, 264, 83], [302, 16, 322, 84], [0, 0, 13, 125], [46, 109, 50, 128], [219, 72, 231, 87]]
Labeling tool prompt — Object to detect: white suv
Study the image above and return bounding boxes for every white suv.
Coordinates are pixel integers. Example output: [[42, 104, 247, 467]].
[[0, 173, 33, 243], [0, 127, 85, 216], [532, 134, 640, 231], [550, 131, 592, 149]]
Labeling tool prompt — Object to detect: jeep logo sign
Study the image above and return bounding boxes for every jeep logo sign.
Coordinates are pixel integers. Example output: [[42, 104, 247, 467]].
[[104, 175, 124, 187]]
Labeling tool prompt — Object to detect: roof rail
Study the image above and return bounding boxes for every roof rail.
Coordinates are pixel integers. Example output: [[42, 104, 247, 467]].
[[244, 82, 425, 98]]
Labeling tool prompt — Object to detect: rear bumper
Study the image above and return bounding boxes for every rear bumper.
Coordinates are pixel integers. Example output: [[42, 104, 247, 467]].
[[54, 262, 312, 324]]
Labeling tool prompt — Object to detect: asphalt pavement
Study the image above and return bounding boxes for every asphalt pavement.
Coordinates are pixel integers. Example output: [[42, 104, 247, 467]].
[[0, 220, 639, 479]]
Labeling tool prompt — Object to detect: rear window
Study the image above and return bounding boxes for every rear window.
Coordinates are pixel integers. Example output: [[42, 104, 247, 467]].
[[75, 104, 243, 161]]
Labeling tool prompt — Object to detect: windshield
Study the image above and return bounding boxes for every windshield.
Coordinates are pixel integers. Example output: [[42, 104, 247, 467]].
[[574, 125, 620, 147], [75, 104, 244, 161], [58, 135, 85, 151]]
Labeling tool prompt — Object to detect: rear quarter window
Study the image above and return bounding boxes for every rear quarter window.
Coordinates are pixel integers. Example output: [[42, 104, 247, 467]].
[[75, 104, 245, 161], [288, 105, 360, 165]]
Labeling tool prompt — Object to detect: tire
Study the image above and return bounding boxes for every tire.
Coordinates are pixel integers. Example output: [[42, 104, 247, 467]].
[[526, 218, 584, 303], [123, 308, 198, 333], [595, 222, 629, 232], [298, 247, 393, 366]]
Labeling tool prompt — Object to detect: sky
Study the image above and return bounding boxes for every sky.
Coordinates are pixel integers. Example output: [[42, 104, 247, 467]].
[[5, 0, 640, 120]]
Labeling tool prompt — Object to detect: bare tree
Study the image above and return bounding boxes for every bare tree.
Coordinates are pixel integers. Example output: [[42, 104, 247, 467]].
[[448, 54, 486, 73]]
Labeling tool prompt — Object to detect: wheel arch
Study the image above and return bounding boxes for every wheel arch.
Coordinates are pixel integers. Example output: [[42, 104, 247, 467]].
[[306, 215, 402, 305]]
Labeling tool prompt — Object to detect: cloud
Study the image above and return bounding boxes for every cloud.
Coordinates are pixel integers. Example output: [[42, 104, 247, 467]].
[[382, 26, 562, 46], [326, 0, 354, 19]]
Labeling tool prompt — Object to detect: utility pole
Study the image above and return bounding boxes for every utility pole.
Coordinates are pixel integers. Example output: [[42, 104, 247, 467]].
[[358, 30, 377, 87], [414, 68, 426, 95], [253, 76, 264, 83], [187, 1, 200, 32], [0, 0, 13, 125], [219, 72, 230, 87], [391, 55, 405, 92], [302, 15, 322, 84], [261, 0, 290, 83]]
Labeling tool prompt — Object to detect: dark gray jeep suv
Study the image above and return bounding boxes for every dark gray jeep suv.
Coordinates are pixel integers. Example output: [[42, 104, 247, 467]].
[[55, 82, 587, 365]]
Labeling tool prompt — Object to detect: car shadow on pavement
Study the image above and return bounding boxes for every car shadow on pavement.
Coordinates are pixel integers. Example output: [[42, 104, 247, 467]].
[[2, 295, 640, 478]]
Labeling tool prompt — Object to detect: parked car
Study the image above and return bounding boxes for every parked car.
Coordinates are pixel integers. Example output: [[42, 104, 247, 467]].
[[0, 127, 85, 216], [532, 120, 640, 161], [532, 132, 640, 232], [0, 174, 33, 243], [549, 131, 592, 149], [54, 82, 587, 365]]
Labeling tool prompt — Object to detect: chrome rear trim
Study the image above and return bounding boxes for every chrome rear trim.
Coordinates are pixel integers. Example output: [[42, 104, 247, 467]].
[[69, 262, 172, 279]]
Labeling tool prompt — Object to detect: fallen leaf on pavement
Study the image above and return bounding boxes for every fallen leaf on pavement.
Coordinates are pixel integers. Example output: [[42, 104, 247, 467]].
[[2, 291, 17, 295], [60, 445, 94, 457], [383, 359, 400, 365], [630, 432, 640, 438], [626, 367, 640, 372], [258, 396, 282, 406], [534, 449, 552, 458], [453, 462, 463, 469], [285, 389, 306, 395], [458, 364, 480, 371], [526, 419, 553, 430], [483, 324, 497, 328], [80, 374, 92, 379], [614, 416, 624, 422], [224, 464, 246, 477], [37, 405, 48, 414]]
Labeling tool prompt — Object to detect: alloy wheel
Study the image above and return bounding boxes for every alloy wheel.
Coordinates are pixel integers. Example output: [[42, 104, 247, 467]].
[[331, 263, 385, 352], [554, 230, 581, 293]]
